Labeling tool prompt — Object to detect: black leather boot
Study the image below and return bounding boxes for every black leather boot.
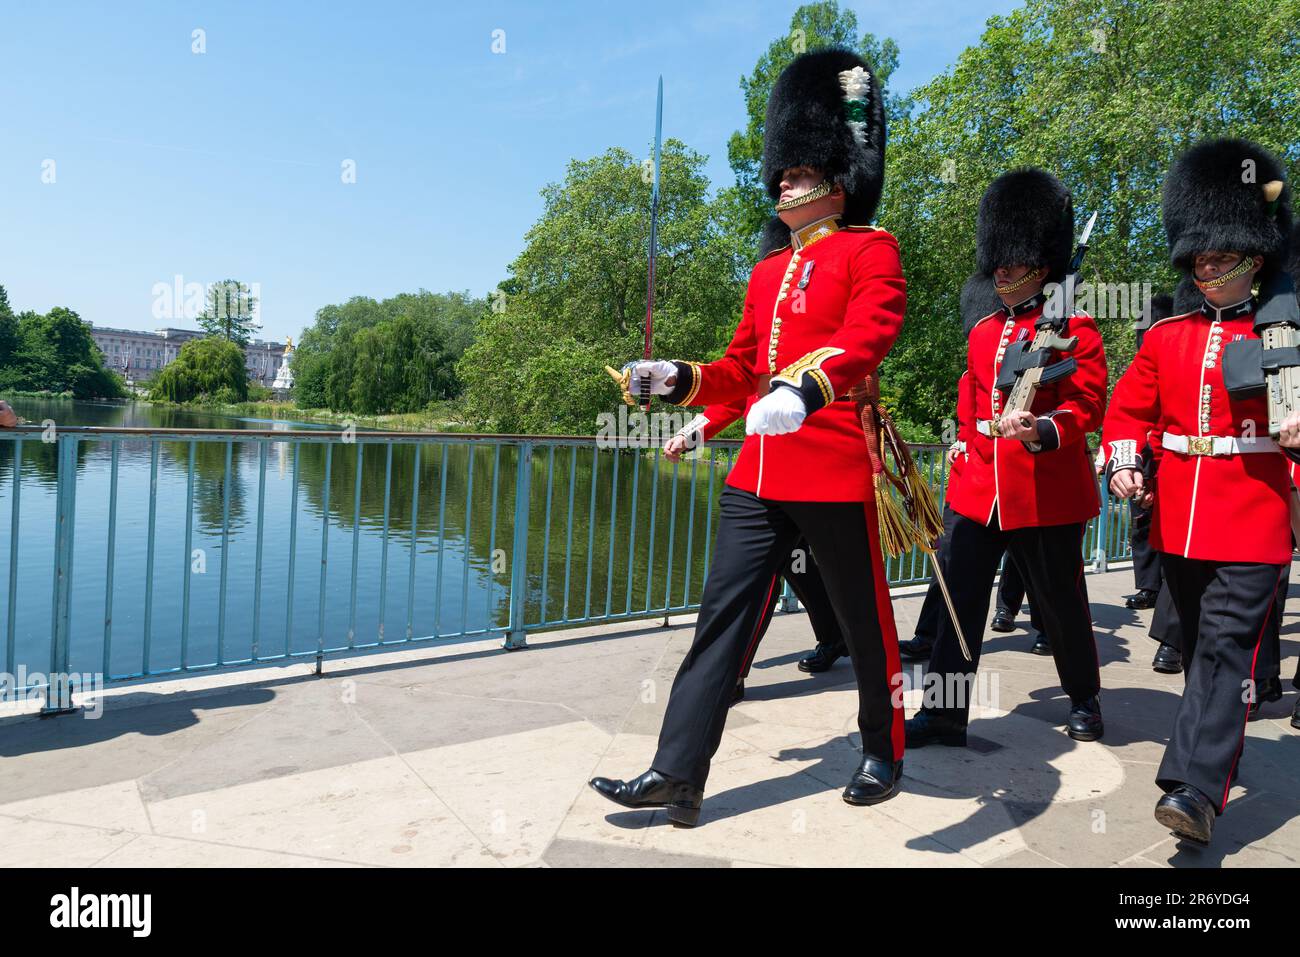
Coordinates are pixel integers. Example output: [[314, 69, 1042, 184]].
[[896, 636, 933, 662], [1154, 784, 1215, 845], [1067, 696, 1104, 741], [798, 642, 845, 673], [904, 708, 968, 748], [842, 756, 903, 806], [1126, 588, 1159, 609], [1291, 697, 1300, 731], [589, 769, 704, 827], [1029, 634, 1051, 656], [1151, 642, 1183, 674], [990, 610, 1015, 633]]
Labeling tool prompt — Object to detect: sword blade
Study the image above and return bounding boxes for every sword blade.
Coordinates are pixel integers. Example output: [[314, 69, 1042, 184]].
[[652, 76, 662, 206], [641, 76, 663, 410], [931, 556, 971, 662]]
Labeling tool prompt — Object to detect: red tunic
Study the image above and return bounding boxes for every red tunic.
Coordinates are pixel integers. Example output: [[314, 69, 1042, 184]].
[[949, 368, 973, 492], [692, 397, 748, 443], [664, 222, 906, 502], [1101, 306, 1299, 564], [947, 302, 1107, 530], [695, 370, 967, 499]]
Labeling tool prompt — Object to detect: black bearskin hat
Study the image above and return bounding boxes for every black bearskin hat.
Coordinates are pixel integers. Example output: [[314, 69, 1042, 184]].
[[960, 272, 1001, 336], [976, 168, 1075, 284], [759, 48, 887, 229], [1172, 273, 1203, 315], [758, 215, 792, 259], [1137, 293, 1174, 327], [1161, 138, 1292, 279]]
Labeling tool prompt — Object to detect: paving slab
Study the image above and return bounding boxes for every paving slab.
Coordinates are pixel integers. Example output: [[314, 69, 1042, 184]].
[[0, 564, 1294, 867]]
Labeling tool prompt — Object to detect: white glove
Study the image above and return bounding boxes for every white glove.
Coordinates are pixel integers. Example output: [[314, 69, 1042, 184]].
[[745, 388, 807, 436], [626, 359, 678, 397]]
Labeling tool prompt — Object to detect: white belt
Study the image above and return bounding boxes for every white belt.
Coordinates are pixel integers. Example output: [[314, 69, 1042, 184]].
[[1162, 432, 1278, 457], [976, 419, 996, 437]]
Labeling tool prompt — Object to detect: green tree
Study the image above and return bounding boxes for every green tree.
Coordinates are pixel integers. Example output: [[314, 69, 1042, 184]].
[[292, 290, 478, 413], [197, 279, 260, 345], [0, 285, 16, 365], [880, 0, 1300, 435], [0, 306, 125, 398], [458, 140, 746, 434], [149, 337, 249, 403]]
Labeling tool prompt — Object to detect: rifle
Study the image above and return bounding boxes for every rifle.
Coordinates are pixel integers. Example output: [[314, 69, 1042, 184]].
[[994, 212, 1098, 415], [1222, 271, 1300, 437]]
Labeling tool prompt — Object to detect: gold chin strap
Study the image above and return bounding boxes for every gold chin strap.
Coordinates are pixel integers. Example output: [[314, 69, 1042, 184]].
[[994, 266, 1046, 295], [1195, 255, 1257, 290], [775, 180, 834, 212]]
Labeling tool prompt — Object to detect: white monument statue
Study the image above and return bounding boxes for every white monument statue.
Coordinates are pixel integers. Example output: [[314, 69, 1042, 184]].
[[272, 336, 295, 398]]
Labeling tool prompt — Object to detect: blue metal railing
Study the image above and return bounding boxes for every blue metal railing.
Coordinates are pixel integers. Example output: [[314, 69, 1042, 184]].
[[0, 427, 1132, 705]]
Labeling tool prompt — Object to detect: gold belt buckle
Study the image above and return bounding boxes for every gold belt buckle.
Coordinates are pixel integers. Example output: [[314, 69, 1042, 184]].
[[1186, 436, 1214, 456]]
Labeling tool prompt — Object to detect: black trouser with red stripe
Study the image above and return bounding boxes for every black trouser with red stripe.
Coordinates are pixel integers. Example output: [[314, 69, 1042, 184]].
[[914, 506, 1043, 644], [1149, 568, 1287, 686], [1129, 498, 1163, 593], [922, 510, 1100, 721], [1148, 581, 1180, 647], [910, 505, 958, 643], [652, 487, 902, 789], [993, 553, 1045, 634], [1158, 555, 1287, 813], [736, 538, 845, 681]]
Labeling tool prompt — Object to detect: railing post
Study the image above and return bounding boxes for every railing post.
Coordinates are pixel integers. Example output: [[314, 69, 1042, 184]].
[[1094, 472, 1109, 572], [504, 441, 533, 650], [778, 579, 799, 613], [45, 434, 79, 716]]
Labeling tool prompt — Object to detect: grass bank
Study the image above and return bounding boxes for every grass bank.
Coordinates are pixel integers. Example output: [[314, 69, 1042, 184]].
[[145, 398, 474, 432]]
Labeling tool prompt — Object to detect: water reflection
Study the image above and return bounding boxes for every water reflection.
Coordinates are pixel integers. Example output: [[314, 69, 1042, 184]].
[[0, 398, 729, 687]]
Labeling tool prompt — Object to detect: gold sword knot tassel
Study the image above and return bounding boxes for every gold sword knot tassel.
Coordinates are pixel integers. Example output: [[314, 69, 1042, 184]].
[[604, 363, 639, 407]]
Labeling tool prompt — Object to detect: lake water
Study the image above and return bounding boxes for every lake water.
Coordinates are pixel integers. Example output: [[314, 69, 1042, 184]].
[[0, 398, 737, 685]]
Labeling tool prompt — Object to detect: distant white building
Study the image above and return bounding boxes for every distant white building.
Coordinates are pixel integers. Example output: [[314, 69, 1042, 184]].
[[89, 326, 176, 383], [245, 338, 288, 389], [87, 324, 288, 388]]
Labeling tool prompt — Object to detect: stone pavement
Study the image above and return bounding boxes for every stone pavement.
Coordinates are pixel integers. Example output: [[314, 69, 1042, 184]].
[[1, 565, 1297, 868]]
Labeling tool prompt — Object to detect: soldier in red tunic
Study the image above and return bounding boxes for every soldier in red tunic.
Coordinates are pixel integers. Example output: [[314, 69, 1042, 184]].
[[906, 168, 1108, 749], [1102, 138, 1298, 845], [590, 49, 908, 824], [899, 274, 1047, 662]]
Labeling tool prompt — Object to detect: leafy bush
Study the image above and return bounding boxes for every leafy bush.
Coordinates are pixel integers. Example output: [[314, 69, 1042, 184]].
[[148, 338, 249, 404]]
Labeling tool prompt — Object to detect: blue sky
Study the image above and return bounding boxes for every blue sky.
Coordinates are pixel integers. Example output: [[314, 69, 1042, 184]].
[[0, 0, 1020, 344]]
